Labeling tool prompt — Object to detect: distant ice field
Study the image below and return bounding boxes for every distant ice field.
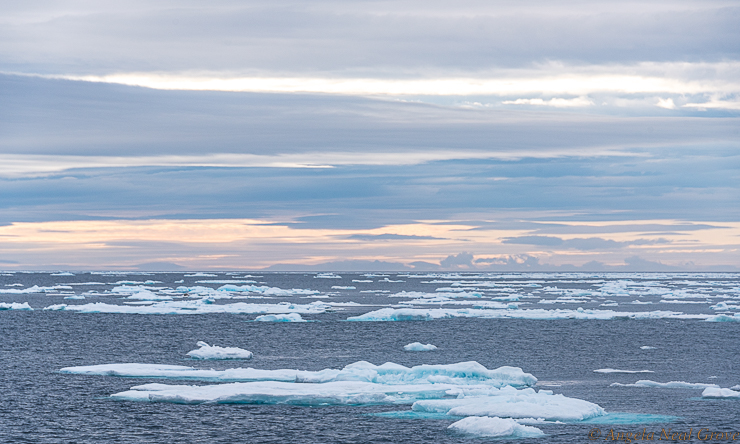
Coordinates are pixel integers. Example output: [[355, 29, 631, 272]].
[[1, 272, 739, 443]]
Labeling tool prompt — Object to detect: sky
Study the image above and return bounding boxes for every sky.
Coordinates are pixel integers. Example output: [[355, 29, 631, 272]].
[[1, 0, 739, 271]]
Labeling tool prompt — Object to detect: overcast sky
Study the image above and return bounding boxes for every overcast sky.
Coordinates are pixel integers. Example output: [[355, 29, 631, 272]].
[[1, 1, 739, 270]]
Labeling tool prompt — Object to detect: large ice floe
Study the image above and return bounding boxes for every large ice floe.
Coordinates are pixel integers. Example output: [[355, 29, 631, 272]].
[[611, 380, 719, 389], [59, 359, 607, 427], [186, 342, 253, 360], [346, 307, 709, 321], [43, 300, 330, 315], [447, 416, 545, 438], [254, 313, 306, 322]]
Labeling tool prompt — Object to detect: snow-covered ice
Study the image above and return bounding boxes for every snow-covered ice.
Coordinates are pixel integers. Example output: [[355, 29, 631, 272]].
[[447, 416, 544, 438], [701, 387, 740, 398], [44, 300, 330, 315], [60, 361, 538, 387], [187, 342, 253, 360], [0, 302, 33, 310], [611, 380, 719, 389], [347, 307, 709, 321], [404, 342, 437, 351], [594, 369, 654, 374], [254, 313, 306, 322]]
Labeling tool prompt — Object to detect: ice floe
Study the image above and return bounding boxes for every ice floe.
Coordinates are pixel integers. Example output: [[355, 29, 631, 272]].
[[640, 346, 657, 350], [216, 285, 319, 296], [411, 386, 605, 421], [60, 361, 537, 387], [0, 285, 72, 294], [611, 380, 719, 389], [315, 273, 341, 279], [347, 307, 709, 321], [701, 387, 740, 398], [331, 286, 356, 290], [705, 313, 740, 322], [404, 342, 437, 351], [594, 369, 654, 374], [0, 302, 33, 310], [126, 290, 173, 301], [254, 313, 306, 322], [64, 295, 86, 300], [44, 300, 330, 315], [447, 416, 545, 438], [187, 342, 253, 360]]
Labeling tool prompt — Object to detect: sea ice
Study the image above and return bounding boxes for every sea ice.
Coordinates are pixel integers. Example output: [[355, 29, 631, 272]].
[[187, 342, 253, 360], [254, 313, 306, 322], [412, 386, 605, 421], [705, 313, 740, 322], [331, 286, 356, 290], [640, 346, 657, 350], [44, 300, 330, 315], [0, 302, 33, 310], [701, 387, 740, 398], [64, 295, 86, 300], [60, 361, 537, 387], [346, 307, 709, 321], [217, 285, 319, 296], [126, 290, 173, 301], [314, 273, 341, 279], [447, 416, 545, 438], [610, 380, 719, 389], [404, 342, 437, 351], [594, 369, 654, 374]]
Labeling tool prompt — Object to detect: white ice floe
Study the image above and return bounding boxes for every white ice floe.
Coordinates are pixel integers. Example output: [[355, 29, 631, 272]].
[[184, 273, 218, 277], [331, 286, 356, 290], [44, 300, 329, 315], [0, 285, 72, 294], [346, 307, 709, 321], [315, 273, 342, 279], [412, 386, 605, 421], [711, 302, 740, 310], [186, 342, 253, 360], [126, 290, 173, 301], [195, 280, 257, 284], [60, 360, 537, 387], [705, 313, 740, 322], [701, 387, 740, 398], [217, 285, 319, 296], [254, 313, 306, 322], [404, 342, 437, 351], [64, 295, 86, 300], [594, 369, 654, 374], [640, 346, 657, 350], [51, 272, 75, 276], [447, 416, 545, 438], [611, 380, 719, 389], [0, 302, 33, 310]]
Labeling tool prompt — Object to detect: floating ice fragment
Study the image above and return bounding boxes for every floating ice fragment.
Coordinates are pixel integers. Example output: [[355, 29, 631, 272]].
[[51, 272, 75, 276], [706, 313, 740, 322], [611, 380, 719, 389], [331, 286, 356, 290], [447, 416, 545, 438], [594, 369, 654, 374], [187, 342, 253, 360], [254, 313, 306, 322], [64, 295, 86, 300], [126, 290, 173, 301], [701, 387, 740, 398], [640, 346, 657, 350], [217, 285, 319, 295], [404, 342, 437, 352], [44, 300, 329, 315], [0, 302, 33, 310], [315, 273, 342, 279]]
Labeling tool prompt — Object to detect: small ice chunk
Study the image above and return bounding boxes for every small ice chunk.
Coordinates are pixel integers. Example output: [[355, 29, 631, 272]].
[[701, 387, 740, 398], [447, 416, 545, 438], [126, 290, 173, 301], [254, 313, 307, 322], [404, 342, 437, 352], [64, 295, 86, 300], [640, 346, 657, 350], [331, 286, 356, 290], [594, 369, 654, 374], [186, 342, 253, 360]]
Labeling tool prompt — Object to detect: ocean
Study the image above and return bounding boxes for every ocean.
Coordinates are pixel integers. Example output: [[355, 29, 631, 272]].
[[1, 272, 738, 442]]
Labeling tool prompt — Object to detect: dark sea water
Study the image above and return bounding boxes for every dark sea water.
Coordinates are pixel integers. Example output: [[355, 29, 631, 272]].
[[1, 272, 739, 443]]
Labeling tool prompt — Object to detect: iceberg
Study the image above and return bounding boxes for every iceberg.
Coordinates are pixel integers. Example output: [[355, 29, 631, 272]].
[[60, 360, 537, 387], [254, 313, 306, 322], [404, 342, 437, 352], [447, 416, 544, 438], [412, 386, 605, 421], [706, 313, 740, 322], [44, 300, 330, 315], [594, 369, 654, 374], [347, 307, 709, 321], [611, 380, 719, 389], [0, 302, 33, 310], [701, 387, 740, 398], [186, 342, 253, 360]]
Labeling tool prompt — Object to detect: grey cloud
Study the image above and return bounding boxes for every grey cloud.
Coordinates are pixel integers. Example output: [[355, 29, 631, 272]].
[[502, 236, 670, 250], [346, 234, 443, 241], [1, 2, 739, 74], [439, 252, 474, 268]]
